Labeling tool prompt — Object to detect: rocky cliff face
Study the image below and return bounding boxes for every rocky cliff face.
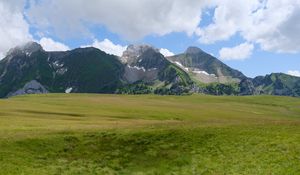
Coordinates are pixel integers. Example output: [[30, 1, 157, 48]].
[[7, 80, 48, 97], [120, 45, 193, 94], [121, 45, 163, 83], [121, 45, 158, 64]]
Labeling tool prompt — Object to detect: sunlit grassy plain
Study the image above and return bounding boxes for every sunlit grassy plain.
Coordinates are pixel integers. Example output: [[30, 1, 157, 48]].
[[0, 94, 300, 174]]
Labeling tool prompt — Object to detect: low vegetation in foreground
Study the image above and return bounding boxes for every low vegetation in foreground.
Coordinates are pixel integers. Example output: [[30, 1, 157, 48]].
[[0, 94, 300, 174]]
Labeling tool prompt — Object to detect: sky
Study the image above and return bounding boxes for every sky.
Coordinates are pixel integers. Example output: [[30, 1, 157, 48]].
[[0, 0, 300, 78]]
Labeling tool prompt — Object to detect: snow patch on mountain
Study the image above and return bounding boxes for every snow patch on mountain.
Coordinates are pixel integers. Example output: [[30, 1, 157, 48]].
[[53, 61, 64, 68], [192, 70, 216, 77], [65, 87, 73, 93], [128, 65, 146, 72], [174, 61, 189, 71]]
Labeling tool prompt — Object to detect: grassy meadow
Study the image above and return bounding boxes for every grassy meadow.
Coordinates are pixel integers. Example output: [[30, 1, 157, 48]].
[[0, 94, 300, 174]]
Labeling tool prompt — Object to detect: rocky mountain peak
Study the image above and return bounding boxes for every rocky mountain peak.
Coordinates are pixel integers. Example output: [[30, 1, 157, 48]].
[[121, 44, 159, 64], [6, 41, 43, 57], [185, 46, 203, 55]]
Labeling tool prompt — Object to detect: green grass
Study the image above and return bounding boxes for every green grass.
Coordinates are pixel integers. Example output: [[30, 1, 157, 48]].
[[0, 94, 300, 174]]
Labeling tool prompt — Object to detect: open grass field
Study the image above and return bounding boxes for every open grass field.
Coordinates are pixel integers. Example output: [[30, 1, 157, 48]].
[[0, 94, 300, 174]]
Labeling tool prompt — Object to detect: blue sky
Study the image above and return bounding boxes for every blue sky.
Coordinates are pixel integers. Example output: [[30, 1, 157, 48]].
[[1, 0, 300, 78]]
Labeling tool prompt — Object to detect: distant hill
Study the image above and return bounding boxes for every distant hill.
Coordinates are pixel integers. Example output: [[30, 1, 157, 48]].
[[240, 73, 300, 96], [0, 42, 299, 97]]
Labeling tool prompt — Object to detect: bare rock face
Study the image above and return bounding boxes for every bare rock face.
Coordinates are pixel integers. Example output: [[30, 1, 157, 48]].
[[121, 44, 159, 65], [7, 80, 48, 97], [121, 45, 166, 83], [123, 65, 159, 83]]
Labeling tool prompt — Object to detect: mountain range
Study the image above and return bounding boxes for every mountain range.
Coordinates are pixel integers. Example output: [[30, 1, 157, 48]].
[[0, 42, 299, 98]]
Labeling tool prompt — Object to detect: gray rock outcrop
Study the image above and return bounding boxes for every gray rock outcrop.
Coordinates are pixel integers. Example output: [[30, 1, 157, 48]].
[[7, 80, 48, 97]]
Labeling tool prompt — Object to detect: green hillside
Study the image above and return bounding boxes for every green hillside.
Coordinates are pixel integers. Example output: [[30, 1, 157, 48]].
[[253, 73, 300, 96], [50, 48, 124, 93], [0, 94, 300, 174]]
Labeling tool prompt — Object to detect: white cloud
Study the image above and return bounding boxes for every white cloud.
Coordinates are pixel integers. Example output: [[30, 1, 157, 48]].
[[197, 0, 261, 44], [1, 0, 298, 58], [159, 48, 174, 57], [0, 0, 32, 59], [39, 37, 70, 51], [198, 0, 300, 53], [219, 42, 254, 60], [82, 39, 127, 56], [287, 70, 300, 77], [244, 0, 300, 53], [26, 0, 207, 40]]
